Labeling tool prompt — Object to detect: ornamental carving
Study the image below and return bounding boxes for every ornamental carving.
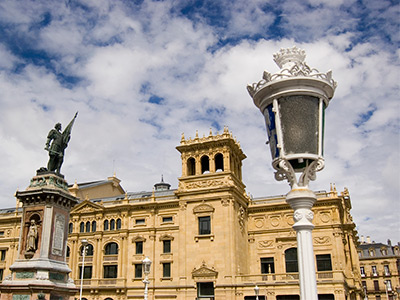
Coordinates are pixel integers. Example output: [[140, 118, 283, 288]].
[[269, 215, 281, 227], [313, 236, 331, 245], [182, 177, 234, 190], [193, 203, 215, 214], [258, 240, 274, 249], [192, 261, 218, 279], [318, 211, 331, 223], [238, 205, 245, 232]]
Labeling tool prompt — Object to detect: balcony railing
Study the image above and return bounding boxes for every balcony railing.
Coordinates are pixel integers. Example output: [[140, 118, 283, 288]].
[[237, 271, 343, 283]]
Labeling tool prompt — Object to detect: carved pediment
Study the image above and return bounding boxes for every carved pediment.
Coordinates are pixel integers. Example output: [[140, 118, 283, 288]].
[[193, 203, 215, 214], [71, 200, 103, 214], [192, 262, 218, 279]]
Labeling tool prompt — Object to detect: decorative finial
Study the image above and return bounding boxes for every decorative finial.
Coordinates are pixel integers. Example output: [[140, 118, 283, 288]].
[[273, 46, 306, 69], [209, 128, 213, 136]]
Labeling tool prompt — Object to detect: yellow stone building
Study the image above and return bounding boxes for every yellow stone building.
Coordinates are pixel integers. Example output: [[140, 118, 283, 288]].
[[0, 129, 363, 300], [358, 238, 400, 299]]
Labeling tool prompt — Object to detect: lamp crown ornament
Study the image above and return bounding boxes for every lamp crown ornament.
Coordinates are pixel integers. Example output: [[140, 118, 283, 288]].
[[273, 46, 306, 69]]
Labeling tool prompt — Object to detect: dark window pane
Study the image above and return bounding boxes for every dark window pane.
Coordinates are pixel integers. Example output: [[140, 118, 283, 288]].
[[104, 220, 109, 231], [85, 221, 90, 232], [187, 157, 196, 175], [199, 216, 211, 235], [116, 219, 121, 229], [261, 257, 275, 274], [79, 266, 92, 279], [197, 282, 214, 297], [316, 254, 332, 271], [201, 156, 210, 173], [136, 241, 143, 254], [163, 263, 171, 278], [80, 222, 84, 233], [162, 216, 173, 223], [110, 219, 115, 230], [285, 248, 298, 273], [91, 221, 96, 232], [215, 153, 224, 171], [104, 265, 117, 278], [135, 264, 142, 278], [68, 223, 73, 234], [163, 240, 171, 253], [105, 242, 118, 255]]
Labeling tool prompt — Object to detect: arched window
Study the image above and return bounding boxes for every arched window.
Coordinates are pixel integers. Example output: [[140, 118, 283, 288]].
[[80, 244, 94, 256], [91, 221, 96, 232], [66, 246, 70, 258], [201, 155, 210, 174], [215, 153, 224, 172], [79, 222, 85, 233], [85, 221, 90, 232], [104, 220, 109, 231], [116, 219, 121, 230], [187, 157, 196, 175], [104, 298, 114, 300], [110, 219, 115, 230], [105, 242, 118, 255], [285, 248, 298, 273], [68, 223, 73, 234]]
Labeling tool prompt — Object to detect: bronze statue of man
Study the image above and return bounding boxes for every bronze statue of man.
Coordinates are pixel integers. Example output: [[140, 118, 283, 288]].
[[45, 112, 78, 174]]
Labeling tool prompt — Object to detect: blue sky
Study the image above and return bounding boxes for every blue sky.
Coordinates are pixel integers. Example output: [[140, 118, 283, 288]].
[[0, 0, 399, 243]]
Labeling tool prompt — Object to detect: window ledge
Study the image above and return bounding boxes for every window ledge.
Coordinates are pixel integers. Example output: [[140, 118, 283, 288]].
[[195, 234, 214, 242], [161, 277, 173, 281]]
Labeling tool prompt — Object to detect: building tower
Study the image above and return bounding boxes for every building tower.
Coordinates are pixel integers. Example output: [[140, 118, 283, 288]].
[[175, 127, 249, 299]]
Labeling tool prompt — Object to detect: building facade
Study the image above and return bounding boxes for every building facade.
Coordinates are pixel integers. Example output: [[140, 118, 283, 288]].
[[0, 129, 364, 299], [358, 238, 400, 300]]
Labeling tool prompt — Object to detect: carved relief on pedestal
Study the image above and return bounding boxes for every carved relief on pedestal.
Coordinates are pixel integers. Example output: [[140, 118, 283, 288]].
[[51, 213, 65, 256]]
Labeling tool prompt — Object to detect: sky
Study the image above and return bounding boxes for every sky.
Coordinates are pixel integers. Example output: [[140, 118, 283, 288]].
[[0, 0, 399, 244]]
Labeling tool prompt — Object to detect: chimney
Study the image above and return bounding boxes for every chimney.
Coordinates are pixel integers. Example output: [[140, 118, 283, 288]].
[[361, 235, 365, 243], [366, 236, 371, 243]]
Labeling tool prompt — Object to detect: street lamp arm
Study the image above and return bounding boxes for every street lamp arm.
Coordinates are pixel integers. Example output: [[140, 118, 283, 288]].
[[275, 158, 324, 188]]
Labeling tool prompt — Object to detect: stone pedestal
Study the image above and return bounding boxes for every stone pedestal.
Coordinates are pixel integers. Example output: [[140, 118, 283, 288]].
[[0, 172, 79, 300]]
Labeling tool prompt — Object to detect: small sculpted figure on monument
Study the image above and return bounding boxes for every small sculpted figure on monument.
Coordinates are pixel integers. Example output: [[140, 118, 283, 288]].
[[44, 112, 78, 174], [26, 219, 38, 252]]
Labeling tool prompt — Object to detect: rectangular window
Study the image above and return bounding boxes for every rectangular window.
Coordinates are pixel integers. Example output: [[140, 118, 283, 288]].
[[0, 269, 3, 281], [198, 216, 211, 235], [103, 265, 117, 278], [163, 240, 171, 254], [79, 266, 93, 279], [386, 280, 392, 291], [360, 266, 365, 277], [372, 265, 378, 276], [261, 257, 275, 274], [163, 263, 171, 278], [384, 265, 390, 276], [316, 254, 332, 271], [0, 231, 4, 237], [136, 219, 145, 225], [376, 296, 381, 300], [362, 281, 367, 288], [135, 241, 143, 254], [373, 280, 379, 291], [135, 264, 142, 278], [162, 216, 173, 223], [197, 282, 214, 298], [0, 250, 6, 261]]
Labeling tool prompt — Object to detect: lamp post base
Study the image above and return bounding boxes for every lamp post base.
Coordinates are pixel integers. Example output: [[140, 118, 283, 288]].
[[286, 186, 318, 300]]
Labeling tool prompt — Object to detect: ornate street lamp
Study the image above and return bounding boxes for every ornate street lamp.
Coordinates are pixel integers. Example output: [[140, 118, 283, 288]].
[[142, 256, 152, 300], [79, 239, 89, 300], [247, 46, 337, 300], [254, 285, 260, 300]]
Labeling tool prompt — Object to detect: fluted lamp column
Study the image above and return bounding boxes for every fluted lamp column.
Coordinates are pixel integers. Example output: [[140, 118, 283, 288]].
[[247, 46, 337, 300]]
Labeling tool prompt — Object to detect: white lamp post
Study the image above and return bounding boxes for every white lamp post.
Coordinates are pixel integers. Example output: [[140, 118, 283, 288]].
[[247, 46, 336, 300], [142, 256, 152, 300], [254, 285, 260, 300], [79, 238, 89, 300]]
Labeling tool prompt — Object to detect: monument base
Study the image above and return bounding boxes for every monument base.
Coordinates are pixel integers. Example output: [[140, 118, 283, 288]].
[[0, 172, 79, 300]]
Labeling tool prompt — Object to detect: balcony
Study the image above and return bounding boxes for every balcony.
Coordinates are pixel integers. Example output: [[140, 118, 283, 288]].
[[238, 271, 343, 284]]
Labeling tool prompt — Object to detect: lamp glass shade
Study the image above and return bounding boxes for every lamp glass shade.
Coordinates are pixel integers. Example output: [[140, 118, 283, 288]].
[[143, 257, 152, 275], [279, 95, 319, 156]]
